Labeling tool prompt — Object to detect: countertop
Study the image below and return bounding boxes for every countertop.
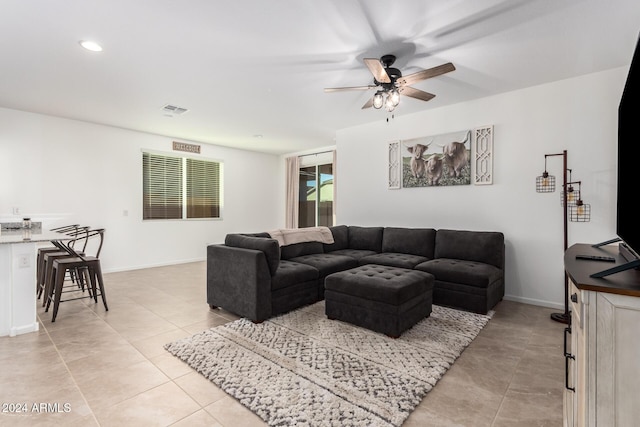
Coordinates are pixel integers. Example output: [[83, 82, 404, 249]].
[[565, 243, 640, 298], [0, 229, 68, 245]]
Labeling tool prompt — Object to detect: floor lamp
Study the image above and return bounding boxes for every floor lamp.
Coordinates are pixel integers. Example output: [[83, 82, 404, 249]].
[[536, 150, 591, 324]]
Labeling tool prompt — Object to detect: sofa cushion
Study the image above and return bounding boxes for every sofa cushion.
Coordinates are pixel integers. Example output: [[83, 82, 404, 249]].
[[327, 248, 376, 260], [289, 253, 358, 279], [225, 234, 280, 276], [359, 252, 429, 269], [382, 227, 436, 258], [415, 258, 503, 288], [242, 232, 272, 238], [271, 260, 319, 291], [280, 241, 324, 260], [323, 225, 349, 252], [348, 226, 383, 252], [434, 229, 504, 269]]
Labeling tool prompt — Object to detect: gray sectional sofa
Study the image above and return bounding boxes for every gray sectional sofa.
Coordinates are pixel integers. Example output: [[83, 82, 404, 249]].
[[207, 225, 505, 322]]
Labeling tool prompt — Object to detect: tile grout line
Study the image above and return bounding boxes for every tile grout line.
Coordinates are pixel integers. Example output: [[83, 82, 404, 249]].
[[83, 286, 225, 425], [38, 289, 182, 426], [37, 313, 102, 426], [78, 296, 202, 425], [489, 322, 538, 427], [159, 304, 241, 426], [163, 316, 233, 426]]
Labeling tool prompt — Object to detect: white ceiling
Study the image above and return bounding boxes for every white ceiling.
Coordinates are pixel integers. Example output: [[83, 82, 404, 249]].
[[1, 0, 639, 155]]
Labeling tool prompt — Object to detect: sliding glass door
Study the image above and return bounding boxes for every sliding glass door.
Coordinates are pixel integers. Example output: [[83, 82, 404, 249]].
[[298, 163, 333, 228]]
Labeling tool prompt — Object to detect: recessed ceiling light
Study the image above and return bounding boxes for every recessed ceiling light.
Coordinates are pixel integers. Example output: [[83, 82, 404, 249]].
[[79, 40, 103, 52]]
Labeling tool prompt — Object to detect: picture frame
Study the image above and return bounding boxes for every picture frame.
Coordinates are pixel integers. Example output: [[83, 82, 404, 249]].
[[401, 129, 472, 188]]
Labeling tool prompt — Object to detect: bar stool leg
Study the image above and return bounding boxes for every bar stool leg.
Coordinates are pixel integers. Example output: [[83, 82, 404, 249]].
[[92, 263, 108, 311], [41, 254, 57, 307], [49, 264, 68, 322], [44, 263, 57, 312], [83, 267, 96, 302], [37, 253, 47, 301], [36, 248, 56, 296], [36, 252, 42, 293]]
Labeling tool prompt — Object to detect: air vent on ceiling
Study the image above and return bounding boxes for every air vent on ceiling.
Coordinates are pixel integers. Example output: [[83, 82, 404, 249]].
[[162, 104, 189, 116]]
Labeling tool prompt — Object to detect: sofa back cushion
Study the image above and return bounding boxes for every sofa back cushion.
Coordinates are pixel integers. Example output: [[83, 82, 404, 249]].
[[434, 229, 504, 269], [382, 227, 436, 258], [242, 232, 272, 238], [323, 225, 349, 252], [225, 234, 280, 276], [348, 226, 383, 252], [280, 241, 324, 260]]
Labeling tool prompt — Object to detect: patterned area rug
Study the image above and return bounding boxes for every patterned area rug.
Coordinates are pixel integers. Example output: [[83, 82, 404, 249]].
[[165, 302, 492, 427]]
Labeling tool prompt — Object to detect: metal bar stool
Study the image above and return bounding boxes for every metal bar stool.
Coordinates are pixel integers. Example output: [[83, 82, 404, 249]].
[[36, 224, 81, 293], [37, 227, 90, 307], [44, 229, 107, 322]]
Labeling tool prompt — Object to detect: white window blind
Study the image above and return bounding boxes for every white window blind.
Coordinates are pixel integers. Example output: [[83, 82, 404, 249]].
[[143, 152, 221, 220], [186, 158, 220, 218]]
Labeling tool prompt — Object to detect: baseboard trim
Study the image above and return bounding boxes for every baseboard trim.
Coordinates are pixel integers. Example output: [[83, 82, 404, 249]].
[[101, 262, 566, 312], [103, 257, 206, 274], [503, 294, 563, 310]]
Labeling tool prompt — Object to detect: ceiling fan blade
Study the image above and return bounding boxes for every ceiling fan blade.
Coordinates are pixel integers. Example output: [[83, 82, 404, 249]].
[[324, 85, 377, 93], [361, 97, 374, 109], [397, 62, 456, 86], [400, 86, 436, 102], [364, 58, 391, 83]]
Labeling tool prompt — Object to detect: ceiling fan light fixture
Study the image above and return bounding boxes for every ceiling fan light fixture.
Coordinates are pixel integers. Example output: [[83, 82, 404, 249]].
[[389, 89, 400, 107], [372, 91, 384, 109], [324, 55, 455, 113], [385, 94, 396, 112]]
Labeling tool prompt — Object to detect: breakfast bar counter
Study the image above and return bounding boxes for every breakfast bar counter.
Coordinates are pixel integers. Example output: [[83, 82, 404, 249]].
[[0, 229, 65, 337]]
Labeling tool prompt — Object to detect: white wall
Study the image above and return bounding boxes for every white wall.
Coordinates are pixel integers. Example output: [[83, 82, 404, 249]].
[[0, 108, 284, 272], [335, 67, 627, 309], [0, 66, 627, 306]]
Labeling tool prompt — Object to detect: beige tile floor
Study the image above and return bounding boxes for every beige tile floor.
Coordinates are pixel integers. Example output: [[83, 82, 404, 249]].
[[0, 262, 565, 426]]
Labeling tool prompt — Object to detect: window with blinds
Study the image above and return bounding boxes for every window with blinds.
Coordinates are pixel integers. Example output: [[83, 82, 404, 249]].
[[186, 158, 220, 218], [143, 152, 222, 220]]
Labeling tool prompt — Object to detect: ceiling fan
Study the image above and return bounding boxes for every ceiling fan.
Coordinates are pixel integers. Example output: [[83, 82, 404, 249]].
[[324, 54, 455, 112]]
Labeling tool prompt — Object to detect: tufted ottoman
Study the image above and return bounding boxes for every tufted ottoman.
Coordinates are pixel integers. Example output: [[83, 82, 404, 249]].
[[324, 264, 434, 338]]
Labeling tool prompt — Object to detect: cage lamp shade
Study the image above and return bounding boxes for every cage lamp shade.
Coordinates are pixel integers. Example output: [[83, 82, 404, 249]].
[[569, 199, 591, 222], [536, 171, 556, 192], [561, 185, 580, 206]]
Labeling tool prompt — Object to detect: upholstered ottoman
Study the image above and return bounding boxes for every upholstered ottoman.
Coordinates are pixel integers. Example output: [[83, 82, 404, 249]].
[[324, 264, 434, 337]]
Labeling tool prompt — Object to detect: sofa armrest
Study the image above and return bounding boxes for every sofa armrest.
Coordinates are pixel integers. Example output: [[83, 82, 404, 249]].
[[225, 234, 280, 275], [207, 244, 272, 322]]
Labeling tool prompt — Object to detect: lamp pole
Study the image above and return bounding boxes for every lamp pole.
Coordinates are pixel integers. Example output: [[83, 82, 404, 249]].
[[549, 150, 570, 324]]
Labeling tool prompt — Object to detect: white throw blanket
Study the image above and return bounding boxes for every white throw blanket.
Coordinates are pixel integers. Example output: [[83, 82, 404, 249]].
[[268, 227, 334, 246]]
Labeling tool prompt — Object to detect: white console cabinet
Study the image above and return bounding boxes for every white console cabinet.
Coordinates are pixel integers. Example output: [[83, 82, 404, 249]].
[[564, 244, 640, 427]]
